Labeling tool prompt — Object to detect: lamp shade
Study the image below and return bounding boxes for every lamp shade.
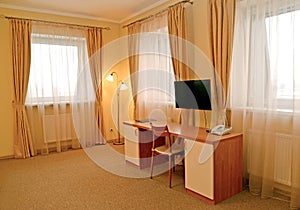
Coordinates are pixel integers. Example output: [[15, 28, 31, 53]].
[[120, 82, 128, 91], [106, 73, 114, 82]]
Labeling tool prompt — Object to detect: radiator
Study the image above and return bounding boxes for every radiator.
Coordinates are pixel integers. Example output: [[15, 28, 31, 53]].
[[248, 130, 292, 187], [274, 133, 292, 186], [43, 113, 74, 143]]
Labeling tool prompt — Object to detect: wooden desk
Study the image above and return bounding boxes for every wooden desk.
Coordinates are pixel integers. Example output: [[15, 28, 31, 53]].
[[123, 121, 164, 169], [123, 121, 243, 204]]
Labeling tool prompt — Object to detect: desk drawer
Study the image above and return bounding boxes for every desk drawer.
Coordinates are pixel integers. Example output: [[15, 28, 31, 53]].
[[124, 124, 139, 166]]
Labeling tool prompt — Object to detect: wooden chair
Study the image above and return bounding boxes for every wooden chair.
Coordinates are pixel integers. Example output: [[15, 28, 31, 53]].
[[149, 123, 184, 188]]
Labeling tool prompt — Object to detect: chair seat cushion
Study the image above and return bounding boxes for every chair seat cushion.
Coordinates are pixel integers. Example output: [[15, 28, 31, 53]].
[[154, 144, 184, 156]]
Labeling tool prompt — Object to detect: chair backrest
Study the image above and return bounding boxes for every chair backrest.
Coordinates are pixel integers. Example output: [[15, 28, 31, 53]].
[[149, 109, 167, 124], [150, 123, 171, 149]]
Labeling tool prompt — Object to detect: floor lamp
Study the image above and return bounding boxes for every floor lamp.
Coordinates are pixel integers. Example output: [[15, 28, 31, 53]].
[[106, 72, 128, 145]]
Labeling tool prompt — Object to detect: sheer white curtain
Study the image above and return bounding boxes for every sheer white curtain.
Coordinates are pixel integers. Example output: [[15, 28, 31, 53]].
[[136, 12, 179, 122], [230, 0, 300, 208], [26, 23, 97, 154]]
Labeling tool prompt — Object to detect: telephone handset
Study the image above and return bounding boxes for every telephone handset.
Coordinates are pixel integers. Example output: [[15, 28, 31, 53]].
[[210, 125, 232, 136]]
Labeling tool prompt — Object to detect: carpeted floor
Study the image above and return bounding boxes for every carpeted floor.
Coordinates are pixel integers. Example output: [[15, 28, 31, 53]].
[[0, 145, 290, 210]]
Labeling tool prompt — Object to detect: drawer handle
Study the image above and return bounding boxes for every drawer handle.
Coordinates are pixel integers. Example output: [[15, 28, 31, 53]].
[[135, 129, 138, 136]]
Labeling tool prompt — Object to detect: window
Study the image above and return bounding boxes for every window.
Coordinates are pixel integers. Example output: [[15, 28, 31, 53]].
[[26, 33, 88, 104], [230, 2, 300, 112], [137, 23, 175, 103], [135, 12, 176, 119], [265, 10, 300, 101], [138, 29, 175, 103]]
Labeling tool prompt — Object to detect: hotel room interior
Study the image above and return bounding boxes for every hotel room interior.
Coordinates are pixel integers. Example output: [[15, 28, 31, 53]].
[[0, 0, 299, 209]]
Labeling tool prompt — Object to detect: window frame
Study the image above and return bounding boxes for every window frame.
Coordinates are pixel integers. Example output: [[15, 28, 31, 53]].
[[26, 33, 88, 105]]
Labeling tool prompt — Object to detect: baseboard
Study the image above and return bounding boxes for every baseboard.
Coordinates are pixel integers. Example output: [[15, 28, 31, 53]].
[[106, 139, 114, 143], [106, 138, 125, 144], [0, 155, 14, 160]]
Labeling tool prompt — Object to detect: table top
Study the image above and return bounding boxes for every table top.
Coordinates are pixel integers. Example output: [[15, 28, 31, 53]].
[[123, 121, 242, 144]]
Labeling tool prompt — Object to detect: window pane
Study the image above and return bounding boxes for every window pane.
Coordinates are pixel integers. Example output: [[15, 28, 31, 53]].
[[26, 34, 87, 104], [138, 31, 174, 103], [31, 43, 78, 97], [265, 10, 300, 99]]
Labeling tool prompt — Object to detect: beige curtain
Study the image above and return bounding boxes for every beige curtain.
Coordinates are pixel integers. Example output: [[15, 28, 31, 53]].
[[26, 23, 86, 153], [168, 3, 189, 81], [10, 19, 34, 158], [207, 0, 236, 109], [134, 12, 176, 123], [128, 23, 141, 120], [230, 0, 300, 208], [168, 3, 191, 124], [292, 118, 300, 209], [85, 28, 105, 144]]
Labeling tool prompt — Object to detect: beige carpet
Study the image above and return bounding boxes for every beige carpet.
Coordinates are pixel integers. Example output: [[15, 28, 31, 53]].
[[0, 145, 290, 210]]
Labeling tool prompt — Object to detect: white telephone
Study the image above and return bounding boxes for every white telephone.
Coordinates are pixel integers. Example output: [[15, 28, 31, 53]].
[[210, 125, 232, 136]]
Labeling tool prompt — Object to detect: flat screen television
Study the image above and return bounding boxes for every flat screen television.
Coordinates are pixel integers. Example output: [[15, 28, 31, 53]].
[[174, 79, 212, 110]]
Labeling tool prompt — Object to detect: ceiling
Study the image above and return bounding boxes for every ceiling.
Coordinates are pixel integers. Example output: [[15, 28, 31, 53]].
[[0, 0, 170, 23]]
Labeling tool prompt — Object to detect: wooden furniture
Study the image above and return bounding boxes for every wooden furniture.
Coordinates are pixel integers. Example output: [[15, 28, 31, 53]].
[[123, 122, 165, 169], [183, 133, 243, 204], [149, 123, 184, 188], [123, 121, 243, 204]]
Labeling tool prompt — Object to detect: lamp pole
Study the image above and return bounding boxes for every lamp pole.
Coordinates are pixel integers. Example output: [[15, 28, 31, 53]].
[[115, 81, 123, 145], [107, 72, 124, 145]]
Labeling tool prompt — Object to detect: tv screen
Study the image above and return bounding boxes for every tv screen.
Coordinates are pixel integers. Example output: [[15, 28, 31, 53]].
[[174, 79, 212, 110]]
